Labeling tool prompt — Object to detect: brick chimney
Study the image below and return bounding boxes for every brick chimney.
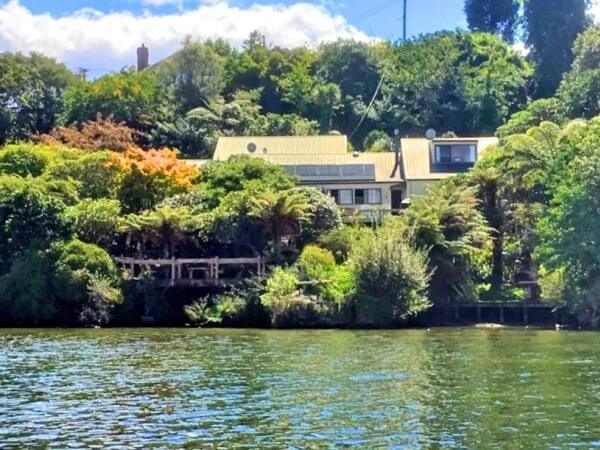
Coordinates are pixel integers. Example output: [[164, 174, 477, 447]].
[[137, 44, 149, 71]]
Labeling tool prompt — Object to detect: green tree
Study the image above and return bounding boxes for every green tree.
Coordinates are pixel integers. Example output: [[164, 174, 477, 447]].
[[497, 98, 567, 139], [156, 38, 227, 114], [0, 179, 73, 273], [403, 179, 492, 306], [61, 69, 165, 130], [291, 187, 342, 244], [312, 83, 341, 133], [198, 155, 295, 208], [383, 32, 531, 136], [464, 0, 520, 42], [0, 52, 76, 144], [315, 40, 381, 137], [557, 26, 600, 120], [525, 0, 590, 98], [0, 144, 50, 177], [120, 206, 197, 258], [0, 239, 122, 326], [249, 189, 312, 262], [69, 199, 121, 249], [535, 118, 600, 326]]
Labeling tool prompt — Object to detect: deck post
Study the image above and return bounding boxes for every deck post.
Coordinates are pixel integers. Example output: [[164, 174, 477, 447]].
[[499, 306, 504, 324], [170, 258, 176, 285], [214, 257, 219, 283], [523, 306, 528, 325], [257, 255, 262, 277], [477, 306, 482, 322]]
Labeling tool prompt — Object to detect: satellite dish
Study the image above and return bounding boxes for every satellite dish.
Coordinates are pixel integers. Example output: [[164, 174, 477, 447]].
[[425, 128, 437, 140], [247, 142, 257, 153]]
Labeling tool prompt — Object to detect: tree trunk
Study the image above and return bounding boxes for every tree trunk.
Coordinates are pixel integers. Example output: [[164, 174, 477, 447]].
[[491, 231, 504, 293], [274, 231, 283, 263]]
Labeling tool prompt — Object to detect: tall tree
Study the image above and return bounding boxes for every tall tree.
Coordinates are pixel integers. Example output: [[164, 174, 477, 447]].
[[464, 0, 520, 42], [0, 52, 76, 144], [525, 0, 590, 98]]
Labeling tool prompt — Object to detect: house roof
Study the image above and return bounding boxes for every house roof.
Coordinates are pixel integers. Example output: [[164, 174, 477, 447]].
[[212, 135, 348, 160], [191, 135, 499, 184], [401, 137, 498, 180]]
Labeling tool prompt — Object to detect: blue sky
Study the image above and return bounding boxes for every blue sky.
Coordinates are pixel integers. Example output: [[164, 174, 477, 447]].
[[18, 0, 467, 42], [0, 0, 592, 75]]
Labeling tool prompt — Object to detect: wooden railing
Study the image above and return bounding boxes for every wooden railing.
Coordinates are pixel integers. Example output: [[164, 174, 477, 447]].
[[114, 256, 267, 287]]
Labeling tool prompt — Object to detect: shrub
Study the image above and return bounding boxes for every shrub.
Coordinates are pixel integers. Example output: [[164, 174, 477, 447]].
[[260, 267, 326, 326], [317, 225, 363, 264], [292, 187, 342, 244], [0, 239, 122, 326], [297, 245, 336, 281], [69, 199, 121, 248], [351, 230, 431, 325], [184, 293, 246, 326], [0, 145, 50, 177]]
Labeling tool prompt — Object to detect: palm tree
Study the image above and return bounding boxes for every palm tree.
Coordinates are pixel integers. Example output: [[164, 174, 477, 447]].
[[249, 190, 312, 262], [186, 90, 261, 136], [119, 206, 197, 258], [312, 83, 341, 133]]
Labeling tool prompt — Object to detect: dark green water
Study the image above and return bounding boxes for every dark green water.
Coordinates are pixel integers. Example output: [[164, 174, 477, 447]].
[[1, 328, 600, 449]]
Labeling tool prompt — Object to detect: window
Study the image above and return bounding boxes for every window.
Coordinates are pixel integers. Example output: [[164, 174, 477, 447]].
[[355, 189, 366, 205], [296, 165, 318, 176], [341, 165, 364, 176], [434, 144, 477, 164], [338, 189, 353, 205], [318, 165, 340, 176], [367, 189, 382, 204]]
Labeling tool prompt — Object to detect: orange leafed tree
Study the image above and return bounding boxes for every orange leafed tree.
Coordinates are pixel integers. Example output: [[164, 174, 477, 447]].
[[112, 147, 199, 212]]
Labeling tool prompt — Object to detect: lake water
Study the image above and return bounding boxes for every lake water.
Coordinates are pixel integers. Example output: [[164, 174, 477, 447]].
[[1, 328, 600, 449]]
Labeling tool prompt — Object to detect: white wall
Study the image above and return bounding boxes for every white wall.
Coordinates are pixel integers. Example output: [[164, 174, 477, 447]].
[[303, 182, 398, 210]]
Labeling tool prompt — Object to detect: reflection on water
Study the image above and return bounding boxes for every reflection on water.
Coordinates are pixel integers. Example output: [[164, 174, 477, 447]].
[[1, 328, 600, 448]]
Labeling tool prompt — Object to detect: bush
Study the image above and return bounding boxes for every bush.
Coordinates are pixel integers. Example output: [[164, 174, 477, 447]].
[[0, 145, 50, 177], [297, 245, 336, 281], [184, 293, 246, 326], [351, 230, 431, 325], [69, 199, 121, 248], [317, 225, 363, 264], [0, 239, 122, 326], [292, 187, 342, 244], [260, 267, 326, 326], [363, 130, 390, 152]]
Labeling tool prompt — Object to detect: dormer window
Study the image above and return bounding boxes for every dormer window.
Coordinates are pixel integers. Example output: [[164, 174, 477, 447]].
[[433, 143, 477, 164]]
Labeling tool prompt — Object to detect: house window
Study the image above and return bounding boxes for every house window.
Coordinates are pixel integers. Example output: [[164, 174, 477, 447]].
[[355, 189, 366, 205], [367, 189, 382, 204], [328, 189, 353, 205], [338, 189, 353, 205], [434, 144, 477, 164]]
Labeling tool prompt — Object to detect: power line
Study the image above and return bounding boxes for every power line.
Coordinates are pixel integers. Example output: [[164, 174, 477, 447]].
[[350, 0, 407, 141]]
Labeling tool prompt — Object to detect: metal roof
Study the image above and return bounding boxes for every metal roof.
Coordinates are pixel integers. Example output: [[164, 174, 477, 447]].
[[191, 135, 499, 184], [213, 135, 348, 160], [400, 137, 498, 180]]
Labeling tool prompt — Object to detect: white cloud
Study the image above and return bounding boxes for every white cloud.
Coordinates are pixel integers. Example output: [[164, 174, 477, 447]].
[[0, 0, 372, 74]]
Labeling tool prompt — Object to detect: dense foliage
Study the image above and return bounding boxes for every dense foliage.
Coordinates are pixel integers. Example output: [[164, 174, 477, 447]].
[[464, 0, 519, 42], [3, 7, 600, 327], [0, 31, 531, 156]]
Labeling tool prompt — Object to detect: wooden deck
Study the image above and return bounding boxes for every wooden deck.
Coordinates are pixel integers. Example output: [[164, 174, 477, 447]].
[[114, 256, 267, 288], [453, 301, 562, 325]]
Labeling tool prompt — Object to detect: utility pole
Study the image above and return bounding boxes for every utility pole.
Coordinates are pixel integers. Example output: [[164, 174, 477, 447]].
[[403, 0, 407, 42], [77, 67, 89, 81]]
